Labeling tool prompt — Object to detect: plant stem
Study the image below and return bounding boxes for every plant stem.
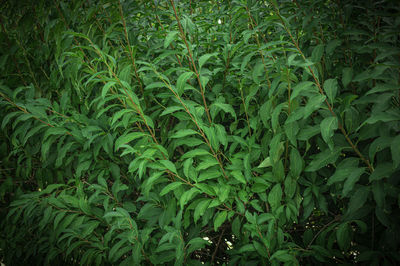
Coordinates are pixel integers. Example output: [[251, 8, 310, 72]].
[[169, 0, 212, 124]]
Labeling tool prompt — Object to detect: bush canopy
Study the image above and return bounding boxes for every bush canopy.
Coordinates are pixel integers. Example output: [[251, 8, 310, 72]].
[[1, 0, 399, 265]]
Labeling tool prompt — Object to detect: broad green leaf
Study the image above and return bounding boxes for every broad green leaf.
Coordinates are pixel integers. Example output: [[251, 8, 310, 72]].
[[336, 223, 350, 251], [215, 124, 228, 149], [180, 187, 200, 208], [214, 211, 227, 231], [101, 81, 116, 99], [369, 162, 393, 182], [170, 129, 198, 138], [326, 40, 341, 55], [305, 147, 342, 172], [161, 106, 185, 116], [366, 83, 399, 95], [111, 109, 134, 126], [269, 133, 283, 163], [194, 199, 211, 223], [320, 116, 338, 150], [176, 71, 194, 95], [311, 44, 324, 62], [258, 157, 271, 168], [239, 244, 256, 252], [181, 149, 211, 159], [324, 78, 338, 104], [115, 132, 148, 151], [231, 170, 246, 184], [347, 186, 370, 214], [198, 169, 222, 181], [268, 184, 282, 209], [342, 168, 365, 197], [240, 52, 256, 72], [284, 121, 299, 147], [196, 158, 219, 171], [160, 182, 183, 196], [342, 67, 353, 88], [298, 125, 320, 141], [56, 142, 75, 167], [290, 81, 317, 101], [210, 102, 237, 120], [290, 148, 302, 177], [1, 111, 20, 129], [198, 53, 217, 70], [372, 181, 385, 209], [145, 82, 168, 90], [327, 157, 360, 185], [260, 99, 272, 127], [270, 250, 296, 263], [164, 31, 179, 48], [391, 135, 400, 168], [359, 112, 400, 128], [159, 160, 177, 174], [252, 62, 265, 84]]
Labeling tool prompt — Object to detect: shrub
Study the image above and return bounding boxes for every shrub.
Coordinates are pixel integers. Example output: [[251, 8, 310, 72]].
[[1, 0, 399, 265]]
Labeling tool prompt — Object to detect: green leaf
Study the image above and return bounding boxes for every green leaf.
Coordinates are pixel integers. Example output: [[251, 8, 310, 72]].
[[115, 132, 148, 151], [196, 158, 219, 171], [284, 121, 299, 147], [268, 184, 282, 209], [269, 133, 283, 163], [181, 149, 211, 159], [176, 71, 194, 95], [170, 129, 198, 138], [327, 158, 359, 185], [161, 106, 185, 116], [258, 157, 271, 168], [290, 81, 317, 101], [198, 53, 217, 70], [303, 94, 326, 119], [326, 39, 341, 55], [361, 112, 400, 127], [391, 135, 400, 168], [1, 112, 20, 129], [305, 147, 342, 172], [342, 168, 365, 197], [194, 199, 211, 223], [214, 211, 227, 231], [290, 148, 302, 177], [164, 31, 179, 48], [369, 162, 393, 182], [101, 81, 116, 99], [210, 102, 237, 120], [198, 169, 222, 181], [159, 160, 177, 174], [324, 78, 338, 104], [342, 67, 353, 88], [239, 243, 256, 252], [180, 187, 200, 208], [145, 82, 168, 90], [270, 250, 296, 263], [372, 181, 385, 209], [311, 44, 324, 62], [252, 62, 264, 84], [336, 223, 350, 251], [320, 116, 338, 150], [160, 182, 183, 196], [366, 83, 399, 95], [231, 170, 246, 184], [347, 186, 370, 214]]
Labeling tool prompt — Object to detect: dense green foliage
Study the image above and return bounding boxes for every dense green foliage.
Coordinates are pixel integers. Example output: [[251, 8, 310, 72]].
[[1, 0, 400, 265]]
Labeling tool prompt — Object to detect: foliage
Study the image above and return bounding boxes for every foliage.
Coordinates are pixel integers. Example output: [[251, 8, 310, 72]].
[[1, 0, 400, 265]]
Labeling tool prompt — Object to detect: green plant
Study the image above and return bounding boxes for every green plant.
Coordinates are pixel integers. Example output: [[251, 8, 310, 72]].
[[1, 0, 399, 265]]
